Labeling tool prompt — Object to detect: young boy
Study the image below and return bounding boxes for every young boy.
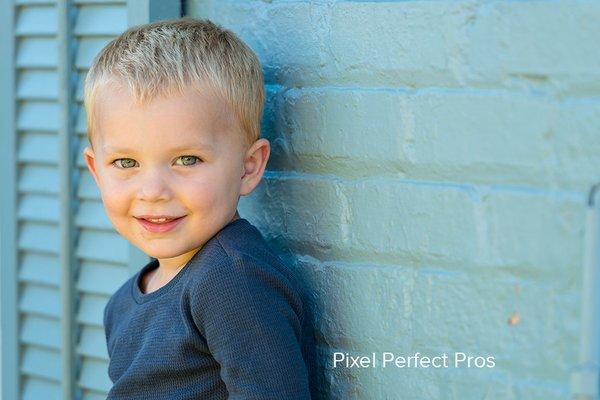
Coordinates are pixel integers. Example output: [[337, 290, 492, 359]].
[[82, 17, 312, 399]]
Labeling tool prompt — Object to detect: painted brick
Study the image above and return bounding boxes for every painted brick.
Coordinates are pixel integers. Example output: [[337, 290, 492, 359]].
[[554, 100, 600, 189], [267, 87, 559, 184], [482, 188, 584, 279], [244, 175, 584, 277], [264, 87, 600, 191], [465, 2, 600, 95], [243, 175, 480, 265], [327, 2, 476, 87]]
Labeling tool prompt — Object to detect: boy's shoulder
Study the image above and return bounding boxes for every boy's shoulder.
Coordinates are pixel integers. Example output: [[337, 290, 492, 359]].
[[183, 217, 304, 317], [186, 218, 298, 289], [214, 217, 285, 267]]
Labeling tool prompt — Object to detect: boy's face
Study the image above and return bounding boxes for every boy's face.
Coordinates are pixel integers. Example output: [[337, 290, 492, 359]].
[[83, 81, 267, 268]]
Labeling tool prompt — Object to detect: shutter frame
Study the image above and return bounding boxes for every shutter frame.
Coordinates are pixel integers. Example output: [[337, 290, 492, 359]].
[[1, 0, 20, 399]]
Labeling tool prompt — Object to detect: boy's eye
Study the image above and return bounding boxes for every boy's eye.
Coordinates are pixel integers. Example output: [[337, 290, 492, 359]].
[[111, 156, 201, 169], [175, 155, 201, 166], [113, 158, 138, 169]]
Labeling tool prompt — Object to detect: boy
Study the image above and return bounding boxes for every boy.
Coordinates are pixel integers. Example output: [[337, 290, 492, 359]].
[[82, 17, 312, 399]]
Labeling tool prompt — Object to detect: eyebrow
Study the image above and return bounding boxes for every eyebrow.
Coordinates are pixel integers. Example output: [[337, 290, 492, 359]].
[[102, 142, 214, 154]]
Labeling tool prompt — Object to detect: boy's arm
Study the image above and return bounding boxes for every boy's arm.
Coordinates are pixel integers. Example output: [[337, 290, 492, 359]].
[[190, 255, 311, 400]]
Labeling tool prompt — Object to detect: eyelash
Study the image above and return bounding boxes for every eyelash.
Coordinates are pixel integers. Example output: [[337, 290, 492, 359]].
[[111, 156, 202, 169]]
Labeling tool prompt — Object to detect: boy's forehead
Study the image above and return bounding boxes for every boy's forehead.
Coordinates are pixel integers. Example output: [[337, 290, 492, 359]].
[[100, 134, 215, 152], [93, 81, 240, 149], [95, 79, 222, 118]]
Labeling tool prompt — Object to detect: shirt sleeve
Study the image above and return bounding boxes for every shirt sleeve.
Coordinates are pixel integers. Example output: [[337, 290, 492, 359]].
[[189, 253, 311, 400]]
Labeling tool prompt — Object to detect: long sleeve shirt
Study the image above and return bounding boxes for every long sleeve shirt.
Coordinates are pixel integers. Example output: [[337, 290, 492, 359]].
[[103, 217, 311, 399]]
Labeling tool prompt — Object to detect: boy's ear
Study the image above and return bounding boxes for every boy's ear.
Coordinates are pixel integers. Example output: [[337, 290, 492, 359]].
[[240, 138, 270, 196], [83, 146, 101, 187]]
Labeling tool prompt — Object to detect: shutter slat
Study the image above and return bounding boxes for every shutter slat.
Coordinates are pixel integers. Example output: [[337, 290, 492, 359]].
[[78, 325, 108, 359], [16, 0, 57, 4], [77, 294, 109, 327], [79, 358, 112, 392], [76, 71, 86, 101], [17, 70, 59, 100], [74, 0, 126, 4], [17, 101, 60, 132], [18, 222, 60, 254], [22, 376, 61, 400], [20, 283, 61, 317], [75, 103, 87, 135], [18, 132, 59, 163], [19, 252, 61, 286], [21, 346, 61, 380], [21, 315, 61, 349], [15, 5, 58, 36], [76, 230, 129, 264], [74, 5, 127, 36], [16, 37, 58, 68], [18, 194, 60, 223], [75, 37, 113, 70], [77, 261, 129, 295], [81, 391, 111, 400], [78, 170, 101, 199], [19, 164, 60, 195], [75, 200, 113, 230]]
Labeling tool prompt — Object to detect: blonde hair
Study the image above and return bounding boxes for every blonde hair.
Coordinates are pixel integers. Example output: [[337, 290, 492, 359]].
[[84, 17, 264, 149]]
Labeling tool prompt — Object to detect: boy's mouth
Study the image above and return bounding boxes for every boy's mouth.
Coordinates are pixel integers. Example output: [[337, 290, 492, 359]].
[[135, 215, 186, 233], [138, 216, 180, 222], [135, 215, 184, 222]]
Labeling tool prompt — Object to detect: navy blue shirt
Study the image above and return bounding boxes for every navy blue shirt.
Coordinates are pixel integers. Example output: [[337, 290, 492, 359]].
[[103, 217, 311, 399]]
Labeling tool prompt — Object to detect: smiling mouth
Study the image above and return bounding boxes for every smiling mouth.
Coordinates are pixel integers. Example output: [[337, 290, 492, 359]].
[[138, 217, 179, 223], [135, 215, 185, 223], [135, 215, 186, 233]]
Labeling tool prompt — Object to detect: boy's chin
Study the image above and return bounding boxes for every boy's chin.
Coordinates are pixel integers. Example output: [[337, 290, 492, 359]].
[[143, 248, 183, 260], [138, 242, 200, 261]]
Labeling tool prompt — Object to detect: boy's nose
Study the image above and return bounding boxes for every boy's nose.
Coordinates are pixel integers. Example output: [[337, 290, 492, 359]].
[[136, 169, 171, 202]]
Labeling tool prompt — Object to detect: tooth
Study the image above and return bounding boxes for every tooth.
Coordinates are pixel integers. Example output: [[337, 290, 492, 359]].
[[148, 217, 168, 223]]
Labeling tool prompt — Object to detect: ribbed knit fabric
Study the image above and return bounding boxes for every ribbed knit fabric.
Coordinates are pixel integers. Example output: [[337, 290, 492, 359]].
[[103, 217, 311, 399]]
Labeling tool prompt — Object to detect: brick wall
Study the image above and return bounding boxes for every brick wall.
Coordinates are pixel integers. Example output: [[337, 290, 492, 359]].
[[187, 1, 600, 398]]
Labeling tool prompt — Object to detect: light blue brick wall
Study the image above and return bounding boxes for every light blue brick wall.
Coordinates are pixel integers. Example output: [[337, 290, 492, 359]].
[[187, 1, 600, 399]]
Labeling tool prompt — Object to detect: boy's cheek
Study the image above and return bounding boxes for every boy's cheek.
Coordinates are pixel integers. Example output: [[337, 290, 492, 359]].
[[96, 172, 131, 197], [102, 198, 127, 226], [100, 197, 135, 239], [97, 184, 133, 219]]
